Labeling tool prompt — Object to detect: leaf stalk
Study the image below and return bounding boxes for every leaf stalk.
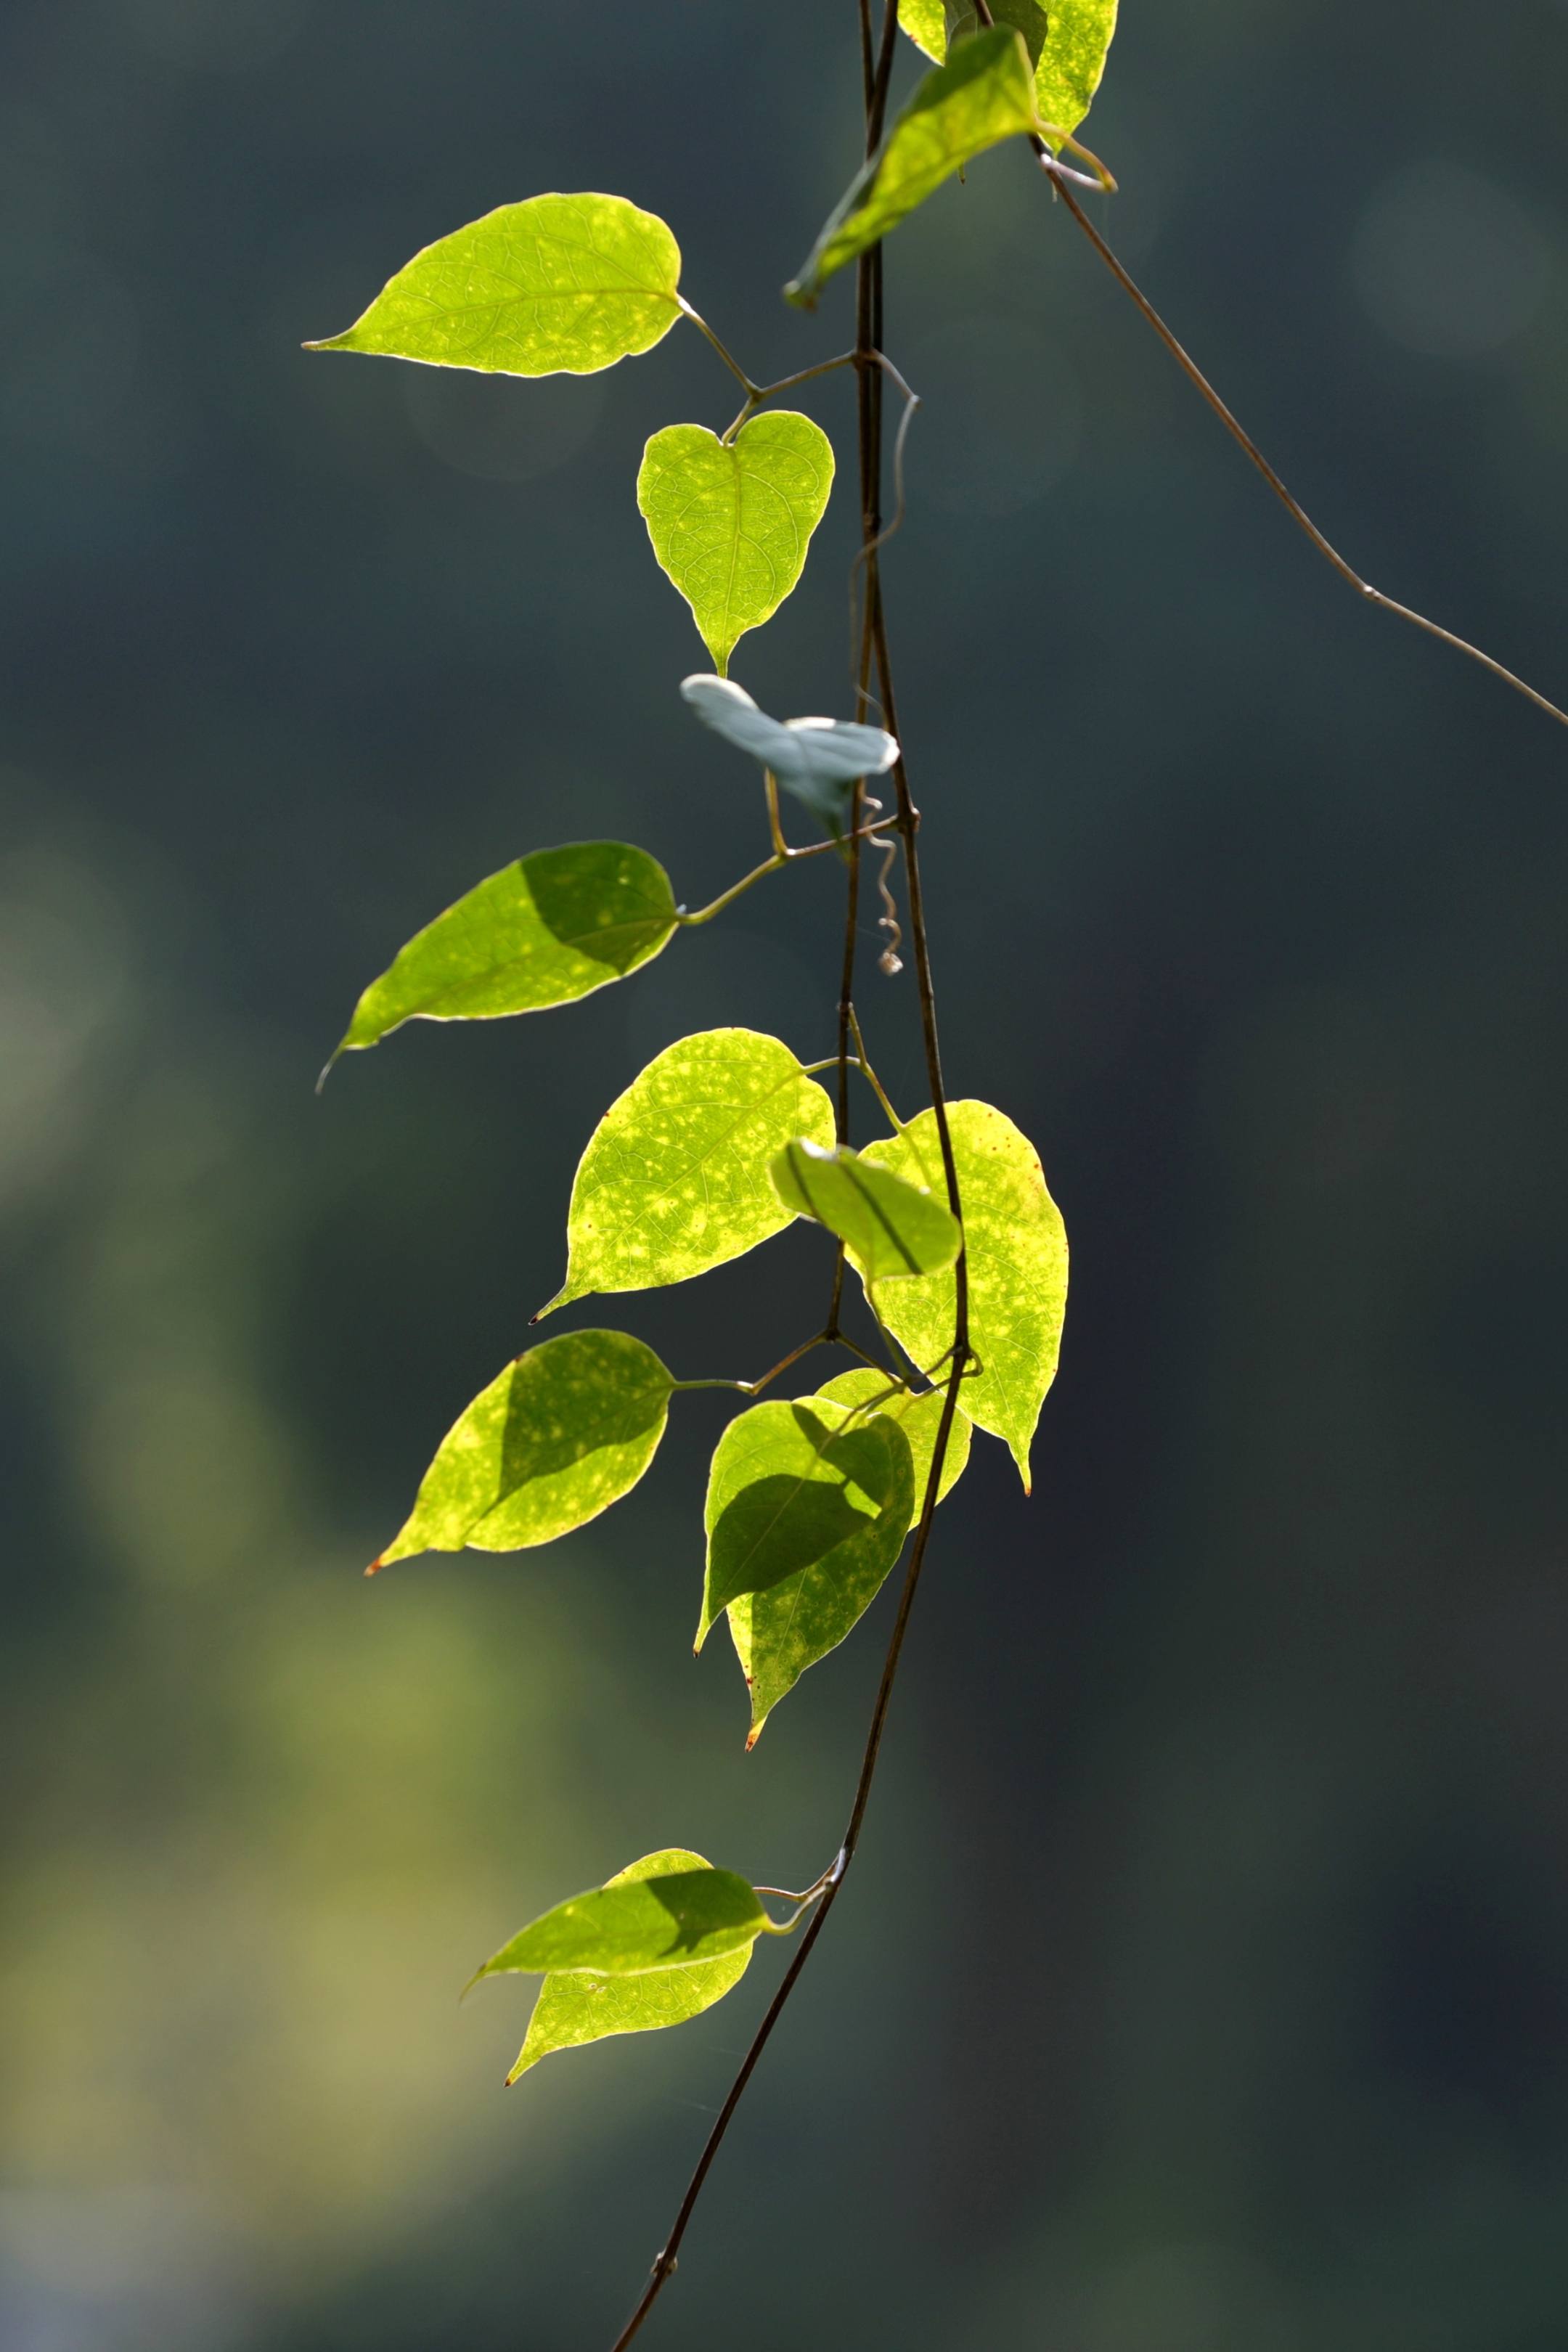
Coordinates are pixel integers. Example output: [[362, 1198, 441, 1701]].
[[674, 812, 895, 928]]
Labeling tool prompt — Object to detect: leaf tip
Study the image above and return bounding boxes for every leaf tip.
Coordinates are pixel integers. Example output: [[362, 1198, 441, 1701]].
[[364, 1556, 384, 1577]]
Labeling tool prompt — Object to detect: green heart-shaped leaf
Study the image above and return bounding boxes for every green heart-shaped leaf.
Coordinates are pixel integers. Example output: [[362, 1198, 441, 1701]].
[[769, 1138, 962, 1283], [637, 412, 835, 674], [707, 1399, 914, 1744], [305, 191, 682, 375], [856, 1101, 1069, 1491], [901, 0, 1118, 149], [374, 1328, 673, 1567], [502, 1850, 755, 2085], [474, 1864, 770, 1979], [785, 29, 1040, 309], [330, 844, 677, 1070], [809, 1369, 972, 1528], [536, 1029, 836, 1316]]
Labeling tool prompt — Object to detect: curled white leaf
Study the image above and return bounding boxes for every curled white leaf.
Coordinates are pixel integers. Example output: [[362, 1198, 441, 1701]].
[[681, 674, 898, 830]]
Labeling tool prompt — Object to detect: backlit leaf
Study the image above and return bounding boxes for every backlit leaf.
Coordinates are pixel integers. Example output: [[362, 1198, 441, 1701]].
[[901, 0, 1119, 147], [473, 1864, 769, 1979], [304, 192, 682, 375], [810, 1369, 971, 1527], [707, 1399, 914, 1744], [536, 1029, 836, 1316], [505, 1850, 753, 2084], [770, 1138, 961, 1283], [785, 29, 1040, 309], [899, 0, 949, 57], [373, 1329, 672, 1567], [682, 674, 899, 834], [637, 413, 834, 674], [698, 1400, 913, 1636], [857, 1102, 1068, 1490], [331, 844, 677, 1066]]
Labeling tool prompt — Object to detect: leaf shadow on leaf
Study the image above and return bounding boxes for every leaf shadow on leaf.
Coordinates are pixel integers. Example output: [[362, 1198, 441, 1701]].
[[527, 852, 675, 976], [704, 1404, 900, 1617], [951, 0, 1048, 63], [642, 1869, 763, 1955], [499, 1356, 669, 1491], [708, 1475, 870, 1614]]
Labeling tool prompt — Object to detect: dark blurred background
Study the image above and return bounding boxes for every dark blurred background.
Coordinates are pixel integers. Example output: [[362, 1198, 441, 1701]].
[[4, 0, 1568, 2345]]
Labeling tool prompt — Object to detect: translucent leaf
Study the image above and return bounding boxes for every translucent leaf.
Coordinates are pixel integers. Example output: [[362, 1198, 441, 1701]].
[[332, 844, 677, 1064], [706, 1399, 915, 1744], [304, 192, 682, 376], [374, 1329, 673, 1567], [680, 674, 898, 833], [473, 1865, 769, 1979], [810, 1369, 971, 1527], [900, 0, 948, 55], [769, 1138, 961, 1283], [637, 413, 834, 674], [536, 1029, 836, 1317], [785, 29, 1040, 309], [901, 0, 1119, 148], [857, 1102, 1068, 1490], [505, 1850, 752, 2084]]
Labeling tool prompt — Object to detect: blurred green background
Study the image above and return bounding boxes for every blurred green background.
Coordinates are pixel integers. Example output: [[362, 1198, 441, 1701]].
[[4, 0, 1568, 2345]]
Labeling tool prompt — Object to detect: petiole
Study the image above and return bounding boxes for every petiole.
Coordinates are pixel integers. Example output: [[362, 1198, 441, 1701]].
[[675, 812, 902, 929], [721, 351, 859, 444]]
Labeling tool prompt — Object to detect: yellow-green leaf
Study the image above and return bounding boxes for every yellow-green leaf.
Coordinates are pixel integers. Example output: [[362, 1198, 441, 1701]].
[[504, 1850, 753, 2085], [536, 1029, 836, 1317], [698, 1399, 913, 1638], [304, 192, 682, 375], [474, 1864, 769, 1979], [857, 1102, 1067, 1490], [374, 1329, 672, 1567], [637, 412, 835, 674], [785, 29, 1040, 309], [710, 1399, 915, 1744], [901, 0, 1119, 148], [769, 1138, 961, 1284], [330, 844, 677, 1066], [810, 1369, 971, 1527], [899, 0, 949, 57]]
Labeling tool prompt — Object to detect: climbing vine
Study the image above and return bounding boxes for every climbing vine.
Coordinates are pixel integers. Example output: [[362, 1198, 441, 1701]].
[[310, 4, 1567, 2340]]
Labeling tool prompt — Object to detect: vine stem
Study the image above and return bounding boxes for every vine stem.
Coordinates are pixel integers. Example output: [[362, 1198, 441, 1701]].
[[1049, 171, 1568, 729], [950, 0, 1568, 735], [604, 6, 976, 2345]]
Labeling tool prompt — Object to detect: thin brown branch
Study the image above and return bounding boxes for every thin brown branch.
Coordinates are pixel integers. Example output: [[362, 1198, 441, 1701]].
[[1045, 167, 1568, 732]]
